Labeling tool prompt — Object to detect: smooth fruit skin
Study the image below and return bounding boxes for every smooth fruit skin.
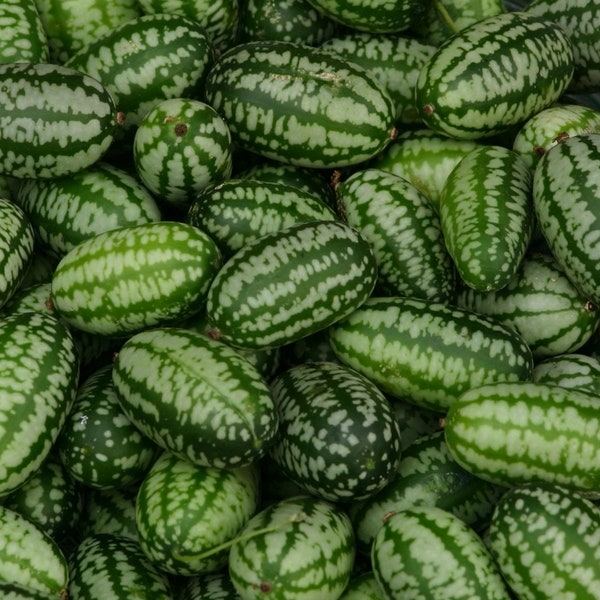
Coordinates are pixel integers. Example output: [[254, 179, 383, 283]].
[[415, 12, 574, 139]]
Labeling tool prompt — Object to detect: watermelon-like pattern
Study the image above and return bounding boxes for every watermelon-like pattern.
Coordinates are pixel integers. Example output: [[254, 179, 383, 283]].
[[415, 12, 575, 139], [0, 63, 119, 179], [228, 495, 355, 600], [204, 40, 397, 168], [50, 221, 222, 336]]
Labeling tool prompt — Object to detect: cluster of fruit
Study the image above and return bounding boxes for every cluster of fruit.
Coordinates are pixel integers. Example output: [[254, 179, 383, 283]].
[[0, 0, 600, 599]]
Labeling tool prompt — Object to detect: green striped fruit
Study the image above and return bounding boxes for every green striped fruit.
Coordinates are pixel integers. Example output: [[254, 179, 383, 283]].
[[236, 162, 336, 208], [337, 168, 456, 302], [339, 572, 385, 599], [57, 364, 158, 489], [444, 381, 600, 493], [371, 507, 511, 600], [206, 220, 377, 350], [34, 0, 140, 63], [0, 63, 120, 179], [0, 312, 79, 497], [50, 221, 222, 337], [411, 0, 504, 45], [135, 451, 260, 575], [320, 32, 436, 124], [82, 487, 139, 542], [0, 0, 48, 63], [180, 308, 282, 381], [0, 581, 59, 599], [269, 361, 402, 502], [112, 327, 278, 468], [440, 145, 533, 292], [1, 453, 83, 549], [304, 0, 417, 33], [488, 483, 600, 599], [533, 352, 600, 395], [204, 40, 397, 168], [136, 0, 239, 54], [187, 179, 337, 259], [457, 251, 600, 358], [228, 495, 355, 600], [415, 12, 575, 139], [0, 504, 68, 597], [349, 431, 503, 555], [0, 281, 118, 369], [66, 13, 214, 143], [526, 0, 600, 92], [133, 98, 233, 208], [16, 162, 161, 258], [370, 128, 480, 210], [0, 199, 35, 308], [533, 133, 600, 304], [178, 571, 242, 600], [67, 534, 174, 599], [329, 296, 533, 412], [512, 103, 600, 170], [239, 0, 337, 46], [391, 399, 443, 450]]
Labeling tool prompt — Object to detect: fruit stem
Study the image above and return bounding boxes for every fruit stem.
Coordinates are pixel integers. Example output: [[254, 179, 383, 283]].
[[172, 511, 307, 563], [433, 0, 458, 34]]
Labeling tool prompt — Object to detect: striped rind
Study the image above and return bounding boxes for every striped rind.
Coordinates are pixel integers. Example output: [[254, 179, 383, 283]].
[[512, 103, 600, 170], [526, 0, 600, 92], [440, 144, 533, 292], [237, 162, 337, 207], [204, 40, 396, 168], [239, 0, 336, 47], [533, 133, 600, 304], [412, 0, 504, 45], [269, 361, 402, 502], [533, 353, 600, 395], [136, 0, 240, 53], [0, 63, 118, 179], [57, 364, 158, 489], [0, 199, 35, 308], [178, 571, 242, 600], [2, 454, 83, 545], [0, 504, 68, 597], [303, 0, 415, 33], [457, 252, 600, 358], [135, 451, 260, 575], [370, 128, 480, 209], [112, 327, 278, 468], [82, 487, 139, 542], [66, 13, 214, 136], [34, 0, 140, 62], [349, 431, 502, 555], [0, 312, 79, 497], [320, 32, 436, 124], [329, 296, 533, 412], [415, 12, 575, 139], [187, 178, 337, 258], [371, 506, 510, 599], [0, 0, 49, 63], [228, 495, 355, 600], [51, 221, 222, 336], [16, 162, 161, 258], [489, 483, 600, 599], [339, 572, 384, 599], [0, 581, 59, 599], [337, 168, 456, 302], [206, 220, 378, 350], [444, 381, 600, 492], [133, 98, 232, 206], [67, 533, 173, 599]]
